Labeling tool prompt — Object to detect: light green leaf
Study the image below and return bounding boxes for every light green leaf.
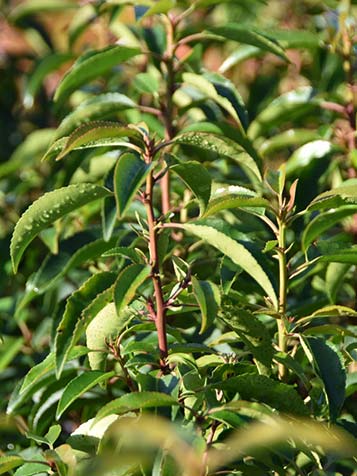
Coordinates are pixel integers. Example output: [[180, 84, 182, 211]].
[[298, 305, 357, 326], [45, 424, 62, 446], [0, 337, 24, 371], [183, 222, 277, 308], [114, 264, 151, 315], [259, 129, 320, 157], [142, 0, 175, 17], [170, 161, 212, 214], [54, 45, 141, 104], [173, 131, 261, 181], [320, 247, 357, 264], [55, 93, 136, 138], [86, 302, 133, 371], [19, 346, 88, 395], [219, 45, 262, 73], [265, 28, 321, 49], [24, 53, 73, 109], [55, 272, 117, 378], [94, 391, 178, 422], [114, 153, 152, 217], [102, 246, 144, 263], [56, 371, 115, 420], [204, 193, 270, 217], [304, 337, 346, 421], [286, 140, 337, 176], [133, 72, 159, 94], [55, 121, 142, 161], [10, 0, 76, 22], [308, 181, 357, 210], [183, 72, 246, 129], [208, 24, 288, 61], [0, 456, 24, 475], [302, 205, 357, 253], [191, 277, 221, 333], [11, 184, 111, 273]]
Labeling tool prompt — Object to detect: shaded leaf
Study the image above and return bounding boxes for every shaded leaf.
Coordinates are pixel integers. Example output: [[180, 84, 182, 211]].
[[170, 160, 212, 214], [11, 184, 111, 273], [191, 277, 221, 333], [54, 45, 141, 104], [114, 152, 152, 217], [55, 272, 117, 378], [114, 264, 151, 315], [216, 374, 307, 415], [304, 337, 346, 421], [55, 93, 136, 138], [308, 180, 357, 210], [220, 303, 273, 374], [208, 24, 288, 61]]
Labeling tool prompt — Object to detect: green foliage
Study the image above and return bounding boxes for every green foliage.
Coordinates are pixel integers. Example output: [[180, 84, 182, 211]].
[[2, 0, 357, 474]]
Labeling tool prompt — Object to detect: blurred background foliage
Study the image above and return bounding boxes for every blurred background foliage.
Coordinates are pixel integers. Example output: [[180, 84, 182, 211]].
[[1, 0, 357, 475]]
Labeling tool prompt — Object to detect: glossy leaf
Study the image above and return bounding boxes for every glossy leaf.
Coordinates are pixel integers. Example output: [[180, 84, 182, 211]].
[[0, 456, 24, 475], [183, 72, 248, 130], [56, 371, 114, 419], [173, 131, 261, 181], [55, 93, 136, 138], [248, 87, 319, 140], [55, 121, 142, 161], [191, 277, 221, 333], [304, 337, 346, 421], [55, 272, 117, 378], [114, 153, 152, 217], [183, 222, 278, 308], [286, 140, 337, 176], [10, 184, 111, 273], [208, 24, 288, 61], [86, 303, 133, 371], [204, 193, 270, 217], [114, 264, 151, 315], [308, 181, 357, 210], [54, 45, 141, 104], [259, 129, 320, 157], [302, 205, 357, 253], [94, 391, 178, 422], [20, 346, 88, 395], [170, 161, 212, 214]]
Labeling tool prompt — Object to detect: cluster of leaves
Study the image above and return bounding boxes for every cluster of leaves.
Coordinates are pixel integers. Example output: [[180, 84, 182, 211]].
[[1, 0, 357, 475]]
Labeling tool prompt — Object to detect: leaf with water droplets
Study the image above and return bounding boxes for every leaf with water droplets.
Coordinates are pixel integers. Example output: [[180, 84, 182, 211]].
[[173, 132, 261, 181], [11, 184, 111, 273], [55, 121, 143, 161]]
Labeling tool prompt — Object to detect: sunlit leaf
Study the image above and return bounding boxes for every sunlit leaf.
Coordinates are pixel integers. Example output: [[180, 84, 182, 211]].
[[11, 184, 111, 273], [191, 277, 221, 333]]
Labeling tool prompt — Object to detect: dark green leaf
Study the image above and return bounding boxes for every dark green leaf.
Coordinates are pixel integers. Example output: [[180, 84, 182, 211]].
[[114, 264, 151, 315], [170, 160, 212, 214], [304, 337, 346, 421], [55, 272, 117, 378], [191, 277, 221, 333], [114, 152, 152, 217], [208, 24, 288, 61], [54, 45, 141, 104]]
